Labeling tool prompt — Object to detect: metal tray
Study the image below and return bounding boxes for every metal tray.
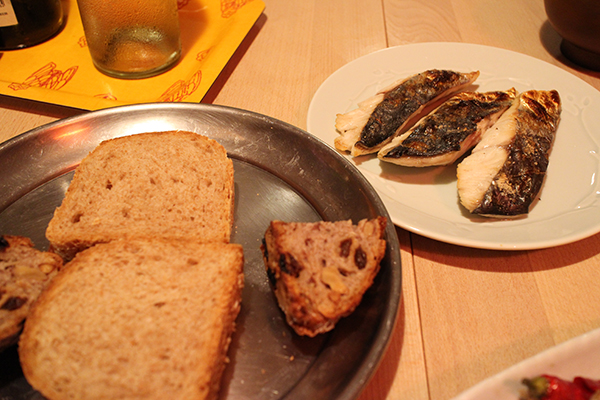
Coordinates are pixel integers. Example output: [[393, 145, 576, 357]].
[[0, 103, 401, 400]]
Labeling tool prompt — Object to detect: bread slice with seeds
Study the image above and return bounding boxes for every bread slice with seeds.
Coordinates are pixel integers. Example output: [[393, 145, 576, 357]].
[[19, 238, 244, 400], [0, 235, 62, 351], [45, 131, 234, 260], [261, 217, 387, 337]]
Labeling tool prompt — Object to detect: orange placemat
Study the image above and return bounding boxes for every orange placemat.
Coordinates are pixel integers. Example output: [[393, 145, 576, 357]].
[[0, 0, 265, 110]]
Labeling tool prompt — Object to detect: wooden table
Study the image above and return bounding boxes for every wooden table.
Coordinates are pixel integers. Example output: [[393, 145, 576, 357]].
[[2, 0, 600, 399]]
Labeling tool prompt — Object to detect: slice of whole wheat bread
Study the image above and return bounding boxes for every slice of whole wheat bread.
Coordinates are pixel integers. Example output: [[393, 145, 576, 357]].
[[45, 131, 234, 260], [19, 238, 244, 400], [0, 235, 62, 351], [261, 217, 387, 337]]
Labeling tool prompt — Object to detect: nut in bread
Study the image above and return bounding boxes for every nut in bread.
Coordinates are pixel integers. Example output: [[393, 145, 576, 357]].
[[261, 217, 387, 337], [0, 235, 62, 351]]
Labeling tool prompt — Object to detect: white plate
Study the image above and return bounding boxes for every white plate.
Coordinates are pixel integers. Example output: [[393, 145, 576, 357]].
[[451, 327, 600, 399], [307, 42, 600, 250]]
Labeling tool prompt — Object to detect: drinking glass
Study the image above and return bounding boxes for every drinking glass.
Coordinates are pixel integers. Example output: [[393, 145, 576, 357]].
[[77, 0, 182, 79]]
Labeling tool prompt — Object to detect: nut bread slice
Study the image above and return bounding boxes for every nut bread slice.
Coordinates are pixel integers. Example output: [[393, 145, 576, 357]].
[[46, 131, 234, 260], [261, 217, 387, 337], [0, 235, 62, 351], [19, 238, 244, 400]]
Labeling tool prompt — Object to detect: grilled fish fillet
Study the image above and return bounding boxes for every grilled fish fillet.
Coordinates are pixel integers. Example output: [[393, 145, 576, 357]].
[[335, 69, 480, 156], [457, 90, 561, 217], [378, 88, 517, 167]]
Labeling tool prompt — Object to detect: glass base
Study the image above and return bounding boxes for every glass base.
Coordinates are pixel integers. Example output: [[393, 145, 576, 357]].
[[93, 49, 181, 80]]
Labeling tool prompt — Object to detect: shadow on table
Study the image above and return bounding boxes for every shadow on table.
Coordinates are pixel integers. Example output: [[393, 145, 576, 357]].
[[202, 13, 267, 104], [408, 230, 600, 273], [539, 20, 600, 78]]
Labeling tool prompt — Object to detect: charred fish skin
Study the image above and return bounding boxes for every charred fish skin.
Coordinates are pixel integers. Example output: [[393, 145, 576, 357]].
[[460, 90, 562, 217], [335, 69, 480, 156], [378, 88, 517, 167], [355, 70, 479, 154]]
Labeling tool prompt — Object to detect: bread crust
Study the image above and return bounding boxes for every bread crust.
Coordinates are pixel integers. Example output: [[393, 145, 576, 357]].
[[0, 235, 62, 351], [19, 239, 244, 400], [261, 217, 387, 337]]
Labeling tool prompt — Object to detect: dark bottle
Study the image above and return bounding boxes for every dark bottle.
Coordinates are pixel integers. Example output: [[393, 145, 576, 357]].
[[0, 0, 64, 50]]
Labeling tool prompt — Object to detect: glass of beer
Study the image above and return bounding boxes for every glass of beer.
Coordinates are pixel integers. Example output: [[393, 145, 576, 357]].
[[76, 0, 181, 79]]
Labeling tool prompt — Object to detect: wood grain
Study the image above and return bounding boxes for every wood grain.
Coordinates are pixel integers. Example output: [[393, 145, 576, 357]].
[[1, 0, 599, 399]]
